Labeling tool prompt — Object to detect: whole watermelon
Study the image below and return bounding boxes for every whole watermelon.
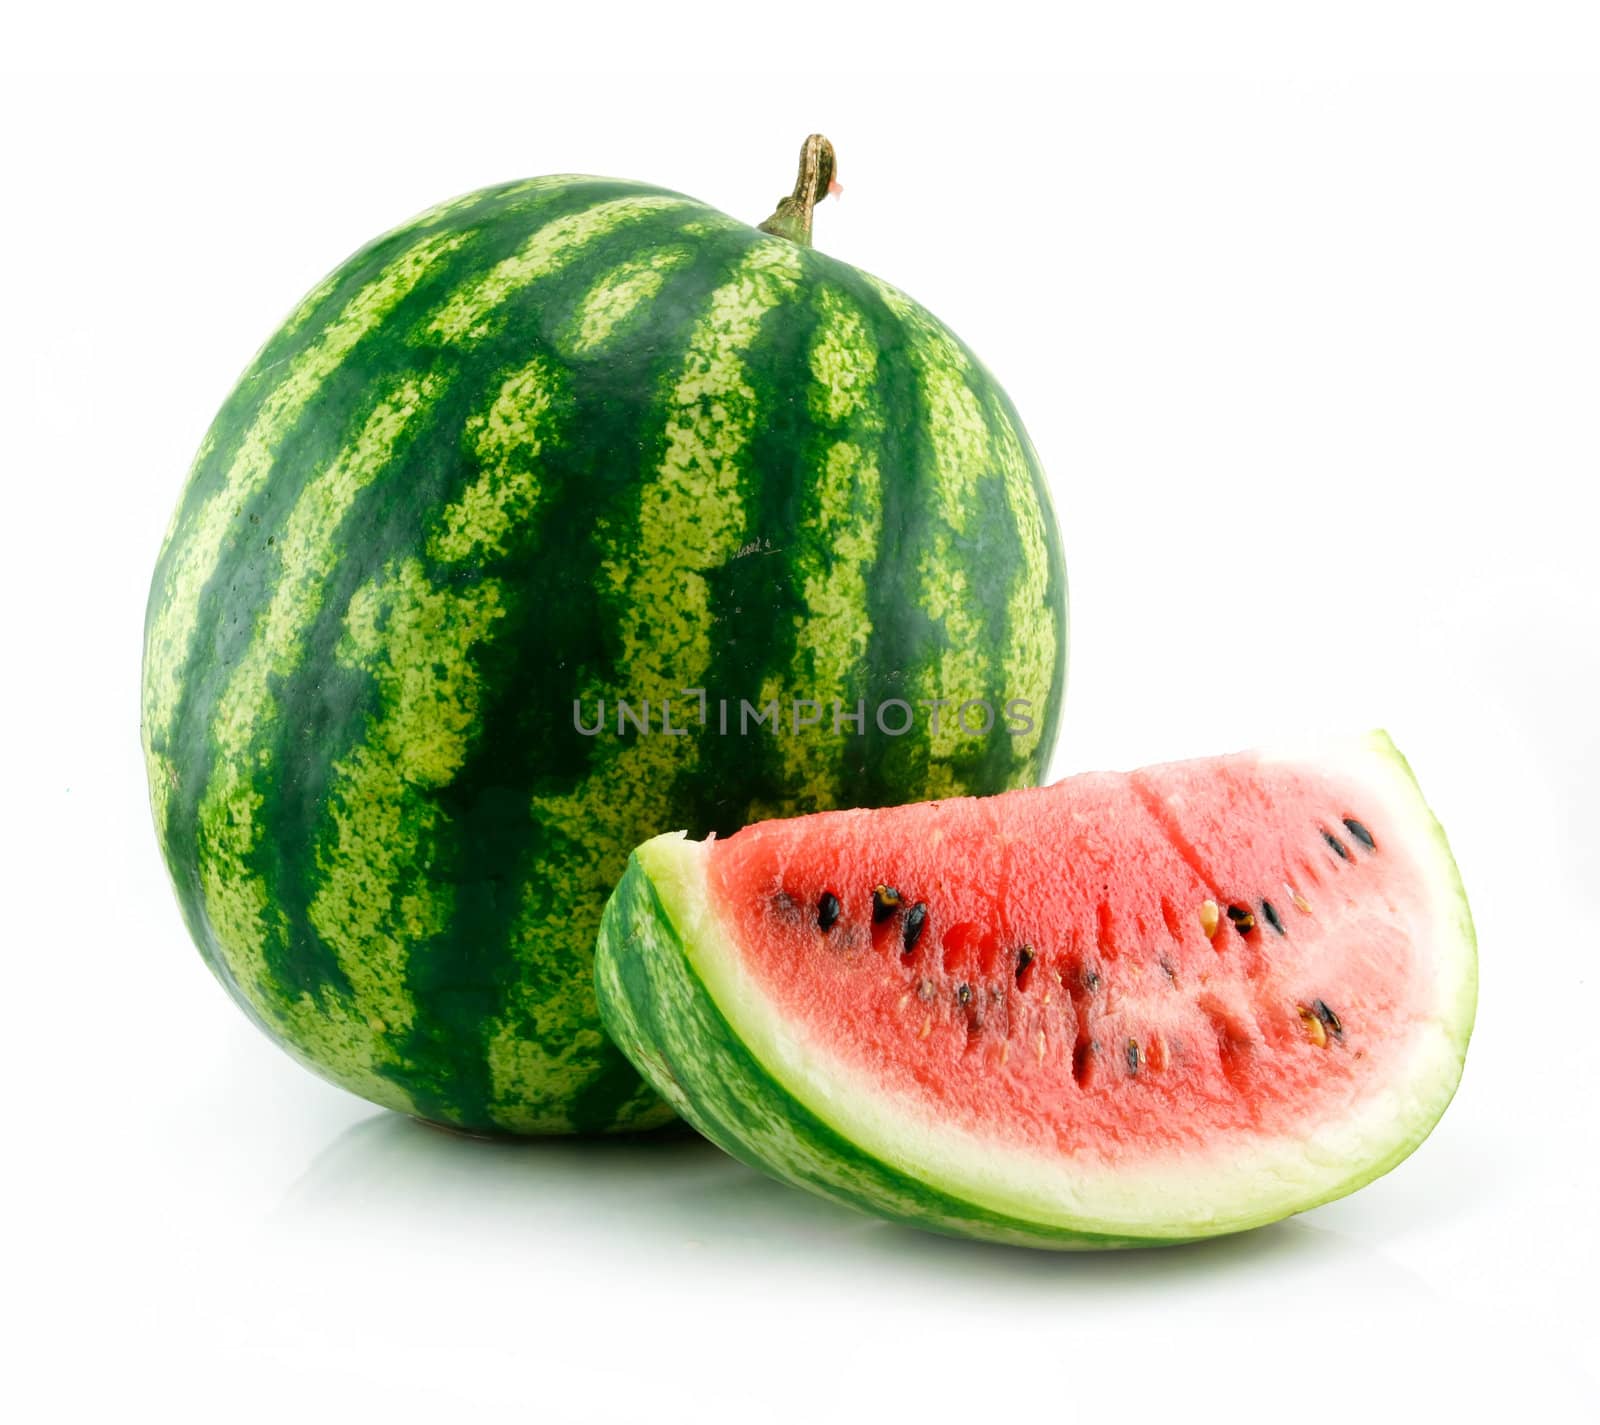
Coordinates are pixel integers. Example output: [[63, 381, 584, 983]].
[[142, 137, 1069, 1134]]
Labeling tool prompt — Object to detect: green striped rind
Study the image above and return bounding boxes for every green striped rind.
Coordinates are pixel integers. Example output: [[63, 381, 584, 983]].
[[594, 733, 1476, 1246], [143, 173, 1069, 1135]]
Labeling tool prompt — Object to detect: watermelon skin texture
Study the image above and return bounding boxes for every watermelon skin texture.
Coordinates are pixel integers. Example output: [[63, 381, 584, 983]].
[[141, 175, 1068, 1134], [593, 733, 1477, 1246]]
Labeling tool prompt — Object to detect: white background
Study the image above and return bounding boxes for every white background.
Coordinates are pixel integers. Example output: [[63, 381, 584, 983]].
[[5, 5, 1598, 1420]]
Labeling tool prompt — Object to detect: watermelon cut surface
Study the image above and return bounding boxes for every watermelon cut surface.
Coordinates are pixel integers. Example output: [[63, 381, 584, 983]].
[[594, 732, 1477, 1246]]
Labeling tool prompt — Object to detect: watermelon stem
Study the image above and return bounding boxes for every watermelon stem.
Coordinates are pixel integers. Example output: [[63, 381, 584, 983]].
[[758, 134, 837, 247]]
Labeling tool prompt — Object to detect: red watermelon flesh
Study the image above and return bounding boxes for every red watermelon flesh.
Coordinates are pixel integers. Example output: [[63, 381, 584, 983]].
[[594, 733, 1477, 1244]]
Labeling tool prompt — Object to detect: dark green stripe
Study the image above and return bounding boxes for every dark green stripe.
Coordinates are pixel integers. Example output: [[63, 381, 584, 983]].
[[671, 244, 831, 827], [428, 224, 795, 1130], [987, 376, 1071, 774], [844, 267, 947, 806]]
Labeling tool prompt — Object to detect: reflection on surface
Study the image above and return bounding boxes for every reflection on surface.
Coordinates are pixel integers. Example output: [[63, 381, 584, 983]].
[[271, 1110, 1428, 1293]]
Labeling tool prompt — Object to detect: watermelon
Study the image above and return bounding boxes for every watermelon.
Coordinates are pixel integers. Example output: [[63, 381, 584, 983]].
[[594, 733, 1477, 1244], [141, 136, 1068, 1135]]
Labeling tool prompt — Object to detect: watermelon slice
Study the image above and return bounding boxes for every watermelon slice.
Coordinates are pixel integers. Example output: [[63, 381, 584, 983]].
[[594, 733, 1476, 1247]]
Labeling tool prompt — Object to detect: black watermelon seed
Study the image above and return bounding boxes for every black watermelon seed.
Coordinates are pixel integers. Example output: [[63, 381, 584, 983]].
[[1311, 998, 1344, 1037], [956, 983, 972, 1006], [1016, 946, 1035, 983], [1126, 1039, 1141, 1074], [1226, 904, 1256, 934], [1322, 830, 1350, 861], [817, 892, 841, 931], [872, 884, 903, 921], [902, 902, 928, 955], [1343, 818, 1376, 851], [1262, 900, 1285, 936], [1082, 967, 1102, 992]]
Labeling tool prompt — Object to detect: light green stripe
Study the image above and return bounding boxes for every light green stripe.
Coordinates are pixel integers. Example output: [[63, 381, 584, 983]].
[[279, 268, 343, 338], [143, 228, 472, 823], [153, 425, 218, 614], [429, 355, 562, 563], [299, 357, 568, 1092], [266, 176, 593, 345], [985, 400, 1057, 767], [866, 282, 986, 535], [864, 276, 995, 793], [425, 194, 697, 345], [192, 375, 446, 1114], [393, 173, 605, 234], [759, 287, 884, 811], [485, 236, 809, 1130], [557, 245, 695, 357], [306, 564, 506, 1042], [618, 237, 807, 687]]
